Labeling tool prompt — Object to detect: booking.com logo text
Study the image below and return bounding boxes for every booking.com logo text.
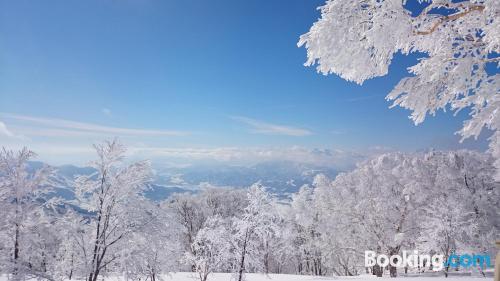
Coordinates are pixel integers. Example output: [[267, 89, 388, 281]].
[[365, 250, 492, 271]]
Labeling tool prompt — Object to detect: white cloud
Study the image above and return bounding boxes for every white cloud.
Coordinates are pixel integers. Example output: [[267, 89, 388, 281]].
[[232, 116, 312, 136], [1, 113, 190, 137], [169, 174, 186, 185], [0, 121, 15, 137], [0, 121, 27, 140], [101, 108, 112, 117], [127, 145, 370, 169], [0, 134, 391, 169]]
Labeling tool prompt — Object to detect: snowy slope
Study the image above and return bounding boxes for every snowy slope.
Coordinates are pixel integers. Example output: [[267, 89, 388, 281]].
[[103, 273, 493, 281], [0, 271, 493, 281]]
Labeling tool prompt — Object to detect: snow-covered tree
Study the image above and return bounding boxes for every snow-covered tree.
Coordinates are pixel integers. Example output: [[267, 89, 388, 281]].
[[165, 187, 248, 272], [311, 150, 499, 277], [53, 209, 87, 280], [201, 187, 247, 218], [418, 150, 499, 276], [184, 216, 232, 281], [0, 148, 55, 281], [118, 200, 181, 281], [70, 140, 152, 281], [166, 192, 207, 270], [231, 183, 279, 281], [299, 0, 500, 178], [289, 185, 326, 276]]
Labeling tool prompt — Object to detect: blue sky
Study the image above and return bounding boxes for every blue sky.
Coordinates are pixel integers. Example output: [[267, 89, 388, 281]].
[[0, 0, 490, 165]]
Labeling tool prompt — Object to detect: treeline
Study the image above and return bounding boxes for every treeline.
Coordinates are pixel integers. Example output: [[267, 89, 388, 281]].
[[0, 141, 498, 281]]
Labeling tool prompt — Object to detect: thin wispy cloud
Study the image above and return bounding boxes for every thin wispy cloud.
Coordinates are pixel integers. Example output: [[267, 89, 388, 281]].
[[1, 113, 190, 137], [346, 95, 377, 102], [101, 108, 112, 117], [232, 116, 312, 136], [11, 127, 109, 138], [330, 130, 344, 135], [0, 121, 15, 137], [0, 120, 27, 140]]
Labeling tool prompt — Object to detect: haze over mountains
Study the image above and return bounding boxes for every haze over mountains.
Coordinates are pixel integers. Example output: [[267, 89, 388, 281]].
[[32, 160, 340, 201]]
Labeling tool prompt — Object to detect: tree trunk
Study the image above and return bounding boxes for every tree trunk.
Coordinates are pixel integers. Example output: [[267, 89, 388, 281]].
[[389, 263, 398, 277], [89, 176, 106, 281], [13, 223, 20, 277], [388, 247, 399, 277], [373, 264, 383, 277], [264, 241, 269, 274], [238, 230, 249, 281], [443, 254, 450, 277], [69, 254, 74, 280], [14, 223, 19, 259]]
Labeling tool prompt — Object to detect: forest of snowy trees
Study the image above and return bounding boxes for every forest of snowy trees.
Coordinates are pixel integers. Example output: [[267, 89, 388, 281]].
[[0, 140, 498, 281]]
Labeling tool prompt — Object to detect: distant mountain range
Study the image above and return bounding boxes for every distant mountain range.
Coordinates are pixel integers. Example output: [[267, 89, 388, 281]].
[[29, 160, 341, 201]]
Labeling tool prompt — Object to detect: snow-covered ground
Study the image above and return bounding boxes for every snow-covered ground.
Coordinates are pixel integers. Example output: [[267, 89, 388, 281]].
[[157, 273, 492, 281], [0, 273, 494, 281]]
